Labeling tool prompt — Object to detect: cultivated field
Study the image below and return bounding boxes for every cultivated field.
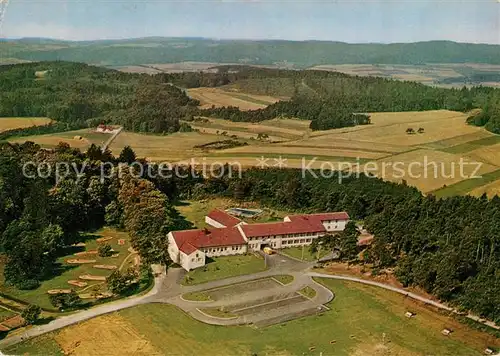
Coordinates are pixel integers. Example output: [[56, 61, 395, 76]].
[[8, 109, 500, 197], [5, 279, 498, 356], [372, 149, 497, 193], [188, 87, 280, 111], [307, 63, 500, 87], [0, 117, 52, 133], [109, 131, 222, 161]]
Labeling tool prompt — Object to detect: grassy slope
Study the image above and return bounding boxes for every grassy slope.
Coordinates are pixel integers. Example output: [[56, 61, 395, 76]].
[[5, 278, 497, 355], [0, 228, 131, 310]]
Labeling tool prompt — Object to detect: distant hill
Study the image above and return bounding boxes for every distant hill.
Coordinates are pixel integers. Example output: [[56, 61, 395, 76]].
[[2, 37, 500, 67]]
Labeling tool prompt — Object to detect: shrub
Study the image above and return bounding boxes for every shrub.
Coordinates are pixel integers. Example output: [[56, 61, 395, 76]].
[[98, 243, 113, 257], [21, 304, 41, 325], [16, 279, 40, 290]]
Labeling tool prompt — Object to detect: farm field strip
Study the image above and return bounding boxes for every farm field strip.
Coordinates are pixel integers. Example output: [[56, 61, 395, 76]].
[[469, 177, 500, 198], [441, 135, 500, 154], [188, 87, 279, 111], [466, 142, 500, 167], [425, 130, 495, 150], [0, 117, 53, 133], [192, 126, 289, 142], [211, 145, 385, 160], [432, 169, 500, 198], [190, 117, 309, 138], [198, 153, 372, 164], [369, 149, 497, 193]]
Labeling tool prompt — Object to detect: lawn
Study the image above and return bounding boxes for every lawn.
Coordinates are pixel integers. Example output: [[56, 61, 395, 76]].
[[182, 254, 267, 286], [175, 198, 287, 228], [6, 279, 498, 355], [281, 246, 329, 262], [272, 275, 294, 285], [299, 286, 317, 299], [182, 291, 212, 302], [0, 227, 135, 310]]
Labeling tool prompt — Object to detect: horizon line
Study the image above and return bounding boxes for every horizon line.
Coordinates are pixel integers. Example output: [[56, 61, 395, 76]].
[[1, 36, 499, 46]]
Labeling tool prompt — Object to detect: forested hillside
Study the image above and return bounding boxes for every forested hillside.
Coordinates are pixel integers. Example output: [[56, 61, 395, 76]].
[[2, 62, 500, 134], [164, 66, 500, 132], [3, 38, 500, 67], [0, 62, 198, 136]]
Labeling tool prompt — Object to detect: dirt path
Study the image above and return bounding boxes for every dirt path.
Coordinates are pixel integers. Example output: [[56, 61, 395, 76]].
[[102, 127, 123, 152]]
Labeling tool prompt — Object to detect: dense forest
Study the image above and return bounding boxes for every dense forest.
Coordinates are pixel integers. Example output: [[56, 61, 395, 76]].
[[4, 38, 500, 67], [1, 141, 499, 323], [0, 142, 186, 291], [0, 62, 199, 136]]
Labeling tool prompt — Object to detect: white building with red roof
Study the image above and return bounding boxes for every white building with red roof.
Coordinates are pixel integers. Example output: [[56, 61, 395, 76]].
[[168, 209, 350, 271]]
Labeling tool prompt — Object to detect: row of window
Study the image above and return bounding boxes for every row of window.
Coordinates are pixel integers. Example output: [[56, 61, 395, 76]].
[[247, 232, 320, 241], [283, 238, 312, 245], [203, 245, 243, 254]]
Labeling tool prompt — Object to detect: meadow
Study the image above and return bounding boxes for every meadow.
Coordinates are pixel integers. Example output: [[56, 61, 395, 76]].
[[5, 278, 499, 356]]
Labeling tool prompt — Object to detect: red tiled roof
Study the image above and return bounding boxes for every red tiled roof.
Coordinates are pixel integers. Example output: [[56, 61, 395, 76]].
[[241, 219, 326, 238], [207, 209, 242, 227], [179, 242, 198, 255], [287, 212, 350, 223], [172, 226, 246, 254]]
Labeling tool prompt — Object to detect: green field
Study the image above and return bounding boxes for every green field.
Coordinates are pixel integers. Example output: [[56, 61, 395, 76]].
[[182, 254, 267, 286], [5, 279, 498, 355], [432, 169, 500, 198]]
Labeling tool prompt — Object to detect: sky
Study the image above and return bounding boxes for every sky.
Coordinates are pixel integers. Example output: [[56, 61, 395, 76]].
[[2, 0, 500, 44]]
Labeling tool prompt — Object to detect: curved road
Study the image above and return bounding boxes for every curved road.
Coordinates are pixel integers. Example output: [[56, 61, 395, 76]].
[[0, 261, 498, 349]]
